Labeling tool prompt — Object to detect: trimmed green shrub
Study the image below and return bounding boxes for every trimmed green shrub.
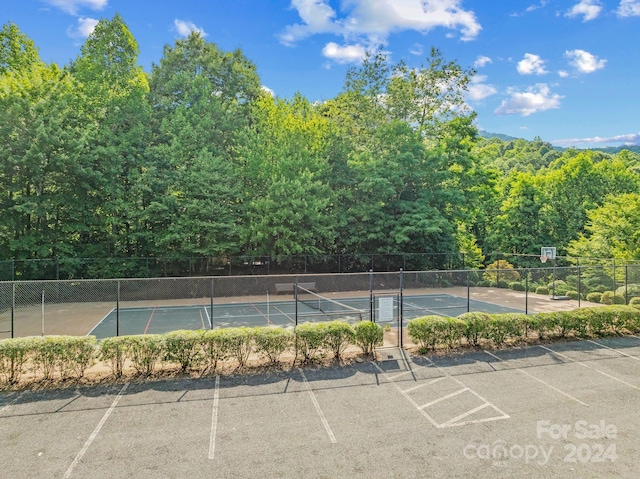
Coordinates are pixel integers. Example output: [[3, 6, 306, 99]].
[[601, 291, 625, 305], [200, 329, 231, 371], [458, 312, 491, 346], [30, 336, 71, 380], [321, 321, 356, 359], [528, 313, 557, 339], [476, 280, 490, 287], [535, 286, 549, 295], [295, 323, 326, 362], [628, 297, 640, 309], [164, 330, 204, 372], [98, 336, 130, 378], [219, 327, 254, 368], [509, 282, 526, 291], [494, 280, 510, 289], [486, 314, 523, 346], [547, 280, 570, 295], [58, 336, 98, 378], [483, 260, 520, 283], [253, 326, 293, 364], [616, 284, 640, 299], [407, 316, 465, 350], [353, 321, 383, 356], [586, 292, 603, 303], [609, 305, 640, 332], [127, 335, 165, 376], [566, 291, 580, 300], [0, 337, 31, 384]]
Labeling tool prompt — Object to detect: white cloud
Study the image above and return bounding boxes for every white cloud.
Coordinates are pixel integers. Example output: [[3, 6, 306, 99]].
[[553, 132, 640, 146], [467, 75, 497, 101], [474, 55, 492, 68], [495, 83, 563, 116], [409, 43, 423, 56], [565, 49, 606, 73], [261, 85, 275, 97], [526, 1, 549, 13], [565, 0, 603, 21], [280, 0, 482, 57], [617, 0, 640, 16], [322, 42, 366, 63], [67, 17, 99, 38], [517, 53, 548, 75], [42, 0, 107, 15], [558, 70, 569, 77], [174, 19, 207, 38]]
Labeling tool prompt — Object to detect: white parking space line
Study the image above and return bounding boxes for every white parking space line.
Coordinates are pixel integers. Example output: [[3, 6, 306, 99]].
[[372, 361, 441, 428], [483, 350, 589, 407], [298, 368, 337, 444], [441, 403, 490, 428], [419, 388, 469, 409], [402, 376, 446, 394], [539, 345, 640, 392], [63, 382, 129, 479], [586, 339, 640, 361], [208, 375, 220, 460]]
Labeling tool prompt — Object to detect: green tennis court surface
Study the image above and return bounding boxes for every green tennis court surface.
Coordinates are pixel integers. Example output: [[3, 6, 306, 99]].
[[88, 293, 523, 339]]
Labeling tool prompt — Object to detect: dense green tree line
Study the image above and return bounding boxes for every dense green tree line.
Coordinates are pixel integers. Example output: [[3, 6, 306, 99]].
[[2, 15, 640, 271]]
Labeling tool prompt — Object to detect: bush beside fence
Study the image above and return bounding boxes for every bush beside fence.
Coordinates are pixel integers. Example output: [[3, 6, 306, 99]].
[[407, 306, 640, 351], [0, 321, 382, 386]]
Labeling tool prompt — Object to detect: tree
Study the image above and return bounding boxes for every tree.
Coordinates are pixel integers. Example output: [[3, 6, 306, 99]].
[[144, 32, 262, 256], [567, 193, 640, 260], [0, 22, 41, 74], [238, 94, 336, 256], [71, 13, 151, 258]]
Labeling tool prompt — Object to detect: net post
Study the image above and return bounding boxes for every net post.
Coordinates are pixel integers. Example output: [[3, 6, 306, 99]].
[[116, 280, 120, 337], [210, 278, 214, 330], [369, 269, 374, 322], [578, 265, 582, 308], [294, 280, 298, 326]]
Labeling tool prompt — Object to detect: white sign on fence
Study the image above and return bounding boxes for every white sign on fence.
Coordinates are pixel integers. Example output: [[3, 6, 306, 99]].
[[377, 297, 394, 323]]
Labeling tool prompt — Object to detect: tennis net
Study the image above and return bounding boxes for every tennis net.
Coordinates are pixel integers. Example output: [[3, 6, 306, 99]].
[[295, 285, 366, 322]]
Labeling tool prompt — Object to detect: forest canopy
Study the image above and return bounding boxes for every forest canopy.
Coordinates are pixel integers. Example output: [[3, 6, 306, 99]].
[[2, 16, 640, 274]]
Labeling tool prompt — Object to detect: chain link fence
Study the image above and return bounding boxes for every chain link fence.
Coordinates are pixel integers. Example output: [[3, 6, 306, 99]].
[[2, 265, 640, 340], [0, 253, 466, 281]]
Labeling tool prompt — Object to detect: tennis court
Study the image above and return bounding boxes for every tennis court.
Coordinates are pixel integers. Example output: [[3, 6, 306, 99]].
[[88, 292, 523, 340]]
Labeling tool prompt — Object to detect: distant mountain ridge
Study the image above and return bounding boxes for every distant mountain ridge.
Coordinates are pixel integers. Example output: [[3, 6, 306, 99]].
[[478, 130, 640, 154]]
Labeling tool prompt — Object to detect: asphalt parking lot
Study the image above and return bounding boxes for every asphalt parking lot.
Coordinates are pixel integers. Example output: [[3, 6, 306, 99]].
[[2, 336, 640, 478]]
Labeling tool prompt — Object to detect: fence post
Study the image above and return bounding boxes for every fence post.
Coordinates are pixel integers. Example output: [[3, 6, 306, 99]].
[[467, 270, 470, 313], [525, 274, 529, 315], [214, 278, 219, 329], [399, 268, 404, 348], [116, 280, 120, 337], [294, 279, 298, 326], [369, 269, 374, 322], [578, 266, 581, 308], [625, 265, 628, 305], [11, 282, 15, 338]]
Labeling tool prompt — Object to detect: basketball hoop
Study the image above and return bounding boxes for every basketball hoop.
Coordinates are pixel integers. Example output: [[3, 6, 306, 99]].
[[540, 255, 549, 263]]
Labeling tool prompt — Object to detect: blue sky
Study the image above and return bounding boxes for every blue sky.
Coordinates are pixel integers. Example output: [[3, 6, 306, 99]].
[[4, 0, 640, 148]]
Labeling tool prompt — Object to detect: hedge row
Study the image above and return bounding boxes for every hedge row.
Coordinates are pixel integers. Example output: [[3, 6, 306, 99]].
[[0, 321, 384, 385], [407, 306, 640, 351]]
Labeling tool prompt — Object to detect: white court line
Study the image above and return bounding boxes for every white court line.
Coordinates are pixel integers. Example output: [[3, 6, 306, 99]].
[[208, 375, 220, 460], [86, 307, 115, 336], [63, 383, 129, 478], [402, 376, 446, 394], [587, 339, 640, 361], [203, 305, 212, 329], [539, 345, 640, 392], [298, 368, 337, 444], [483, 350, 589, 407], [419, 388, 468, 409], [372, 362, 441, 428]]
